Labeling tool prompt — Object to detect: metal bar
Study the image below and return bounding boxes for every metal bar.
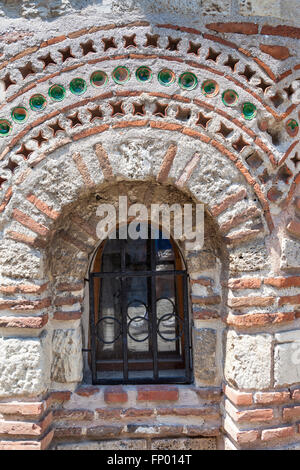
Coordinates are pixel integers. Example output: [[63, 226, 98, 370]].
[[120, 239, 128, 382], [150, 235, 159, 381], [89, 275, 97, 384], [182, 273, 192, 383]]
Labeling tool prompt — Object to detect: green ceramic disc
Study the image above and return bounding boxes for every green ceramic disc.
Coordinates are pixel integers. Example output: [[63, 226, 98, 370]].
[[0, 119, 11, 137], [11, 106, 28, 123], [242, 102, 257, 120], [69, 78, 87, 95], [29, 94, 47, 111], [136, 66, 152, 83], [48, 84, 66, 101], [222, 89, 239, 107], [90, 70, 108, 87], [112, 66, 131, 85], [178, 72, 198, 90], [201, 79, 219, 97], [158, 69, 176, 87]]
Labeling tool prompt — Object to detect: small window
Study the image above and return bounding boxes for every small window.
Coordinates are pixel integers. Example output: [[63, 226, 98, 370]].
[[88, 223, 192, 384]]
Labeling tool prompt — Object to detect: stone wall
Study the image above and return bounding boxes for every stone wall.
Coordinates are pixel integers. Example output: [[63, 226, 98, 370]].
[[0, 0, 299, 451]]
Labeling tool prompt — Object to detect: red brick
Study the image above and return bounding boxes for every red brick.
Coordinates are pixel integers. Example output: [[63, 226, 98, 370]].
[[53, 311, 82, 321], [225, 229, 262, 245], [287, 220, 300, 238], [150, 121, 183, 132], [227, 278, 262, 289], [283, 406, 300, 421], [112, 119, 149, 129], [13, 209, 49, 237], [122, 408, 154, 418], [219, 206, 261, 234], [261, 25, 300, 40], [225, 385, 253, 406], [206, 22, 258, 35], [182, 127, 211, 143], [73, 124, 109, 141], [224, 420, 259, 444], [0, 298, 51, 312], [54, 426, 83, 439], [0, 412, 52, 437], [157, 144, 177, 183], [0, 315, 48, 329], [211, 189, 247, 217], [53, 409, 94, 421], [47, 391, 71, 405], [26, 194, 60, 220], [0, 402, 45, 417], [228, 296, 274, 308], [231, 407, 274, 423], [191, 278, 213, 287], [192, 295, 221, 305], [56, 281, 84, 292], [137, 385, 179, 402], [193, 308, 219, 320], [279, 295, 300, 306], [104, 386, 128, 404], [96, 408, 122, 419], [254, 391, 290, 405], [227, 312, 294, 327], [0, 187, 13, 214], [261, 426, 295, 441], [259, 44, 290, 60], [0, 429, 54, 450], [76, 386, 99, 397], [292, 389, 300, 401], [156, 407, 219, 418]]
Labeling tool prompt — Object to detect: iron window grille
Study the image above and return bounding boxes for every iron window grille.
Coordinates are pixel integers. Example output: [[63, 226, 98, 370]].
[[88, 224, 192, 385]]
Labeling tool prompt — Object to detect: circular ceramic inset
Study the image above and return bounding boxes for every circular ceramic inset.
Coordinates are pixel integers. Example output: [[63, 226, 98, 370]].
[[242, 102, 257, 120], [222, 89, 239, 107], [158, 69, 176, 87], [48, 84, 66, 101], [178, 72, 198, 90], [112, 66, 131, 85], [69, 78, 87, 95], [11, 106, 28, 123], [136, 66, 152, 83], [286, 119, 299, 137], [29, 94, 47, 111], [0, 119, 11, 137], [90, 70, 108, 87], [201, 79, 219, 97]]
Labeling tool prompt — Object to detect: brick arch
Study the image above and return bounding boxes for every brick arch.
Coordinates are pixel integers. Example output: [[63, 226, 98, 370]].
[[0, 131, 291, 332]]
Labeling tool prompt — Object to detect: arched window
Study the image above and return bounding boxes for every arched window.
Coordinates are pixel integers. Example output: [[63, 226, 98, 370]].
[[89, 223, 192, 384]]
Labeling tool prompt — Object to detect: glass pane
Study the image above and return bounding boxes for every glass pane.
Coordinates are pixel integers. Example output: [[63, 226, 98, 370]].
[[101, 238, 121, 273]]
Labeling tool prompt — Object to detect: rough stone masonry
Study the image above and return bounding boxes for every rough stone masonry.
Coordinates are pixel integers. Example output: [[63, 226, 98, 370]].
[[0, 0, 299, 451]]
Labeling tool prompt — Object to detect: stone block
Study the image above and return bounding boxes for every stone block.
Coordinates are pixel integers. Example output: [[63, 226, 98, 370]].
[[229, 242, 268, 273], [193, 328, 217, 385], [151, 438, 217, 450], [274, 333, 300, 386], [0, 334, 49, 397], [55, 439, 147, 450], [239, 0, 281, 17], [280, 238, 300, 271], [225, 330, 272, 389]]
